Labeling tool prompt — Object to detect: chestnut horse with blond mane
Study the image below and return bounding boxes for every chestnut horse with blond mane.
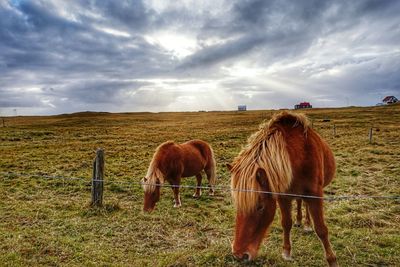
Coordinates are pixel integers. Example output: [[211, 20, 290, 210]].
[[228, 111, 338, 267], [142, 140, 216, 212]]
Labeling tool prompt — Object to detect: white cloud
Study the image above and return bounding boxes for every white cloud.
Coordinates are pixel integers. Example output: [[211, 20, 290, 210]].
[[94, 26, 131, 38]]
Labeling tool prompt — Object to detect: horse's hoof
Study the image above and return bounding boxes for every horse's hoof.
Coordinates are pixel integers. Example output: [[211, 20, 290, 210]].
[[192, 193, 201, 198], [294, 221, 302, 227], [282, 250, 293, 261], [329, 261, 339, 267], [209, 191, 215, 196], [304, 225, 313, 232], [173, 203, 181, 208]]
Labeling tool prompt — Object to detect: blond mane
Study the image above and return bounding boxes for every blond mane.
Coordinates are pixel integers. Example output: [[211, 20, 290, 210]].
[[230, 111, 310, 213], [142, 141, 175, 193]]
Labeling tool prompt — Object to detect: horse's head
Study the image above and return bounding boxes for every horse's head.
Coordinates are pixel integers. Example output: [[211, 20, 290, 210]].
[[142, 177, 161, 212], [227, 164, 277, 261]]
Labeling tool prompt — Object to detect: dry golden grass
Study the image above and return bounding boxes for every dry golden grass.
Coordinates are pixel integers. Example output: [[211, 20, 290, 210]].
[[1, 104, 399, 266]]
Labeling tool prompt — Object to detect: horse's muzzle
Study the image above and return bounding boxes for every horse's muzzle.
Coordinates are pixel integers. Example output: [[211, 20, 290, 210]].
[[233, 251, 252, 261]]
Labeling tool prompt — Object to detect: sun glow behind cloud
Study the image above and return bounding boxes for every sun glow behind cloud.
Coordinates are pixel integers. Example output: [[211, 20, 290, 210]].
[[222, 64, 265, 78], [164, 82, 233, 111], [221, 62, 308, 97], [144, 32, 198, 58]]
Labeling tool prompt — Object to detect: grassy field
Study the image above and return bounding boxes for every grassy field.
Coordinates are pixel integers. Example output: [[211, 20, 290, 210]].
[[1, 104, 399, 266]]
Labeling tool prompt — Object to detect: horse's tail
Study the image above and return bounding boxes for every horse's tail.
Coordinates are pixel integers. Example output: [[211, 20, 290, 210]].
[[208, 146, 217, 186]]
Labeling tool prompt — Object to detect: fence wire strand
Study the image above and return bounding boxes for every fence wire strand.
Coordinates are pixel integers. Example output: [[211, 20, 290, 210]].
[[1, 171, 399, 202]]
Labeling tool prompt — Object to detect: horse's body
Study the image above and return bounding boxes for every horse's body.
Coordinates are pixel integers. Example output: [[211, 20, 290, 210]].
[[228, 111, 338, 266], [142, 140, 216, 212]]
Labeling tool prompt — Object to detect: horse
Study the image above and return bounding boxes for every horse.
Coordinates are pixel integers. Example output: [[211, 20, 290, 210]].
[[227, 111, 338, 267], [142, 139, 216, 212]]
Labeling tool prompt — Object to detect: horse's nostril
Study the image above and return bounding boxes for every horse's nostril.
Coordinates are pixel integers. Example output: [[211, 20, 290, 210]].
[[243, 252, 251, 261]]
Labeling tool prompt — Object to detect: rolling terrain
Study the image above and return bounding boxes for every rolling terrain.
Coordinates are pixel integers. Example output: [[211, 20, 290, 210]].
[[1, 104, 399, 266]]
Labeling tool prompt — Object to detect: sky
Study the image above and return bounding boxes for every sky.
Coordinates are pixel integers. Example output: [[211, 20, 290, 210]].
[[0, 0, 399, 115]]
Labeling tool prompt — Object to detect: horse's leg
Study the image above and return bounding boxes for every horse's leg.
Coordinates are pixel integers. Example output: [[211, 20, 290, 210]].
[[278, 197, 293, 261], [171, 178, 181, 208], [294, 199, 302, 227], [304, 202, 313, 232], [306, 199, 338, 267], [205, 169, 214, 196], [193, 173, 202, 198]]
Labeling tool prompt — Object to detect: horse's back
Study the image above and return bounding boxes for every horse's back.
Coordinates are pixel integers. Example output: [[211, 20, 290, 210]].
[[180, 140, 211, 177], [184, 139, 212, 158]]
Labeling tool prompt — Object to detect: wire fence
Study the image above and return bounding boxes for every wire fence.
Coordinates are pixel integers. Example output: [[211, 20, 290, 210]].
[[1, 171, 399, 202]]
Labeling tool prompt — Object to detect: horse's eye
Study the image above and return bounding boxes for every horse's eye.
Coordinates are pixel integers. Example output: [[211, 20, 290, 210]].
[[256, 203, 265, 213]]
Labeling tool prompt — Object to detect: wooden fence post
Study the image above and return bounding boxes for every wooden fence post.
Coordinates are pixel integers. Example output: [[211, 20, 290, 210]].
[[333, 124, 336, 137], [369, 127, 373, 144], [91, 148, 104, 207], [2, 118, 4, 127]]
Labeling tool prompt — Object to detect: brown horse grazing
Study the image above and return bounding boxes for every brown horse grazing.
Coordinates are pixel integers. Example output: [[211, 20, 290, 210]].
[[227, 111, 338, 267], [142, 139, 216, 212]]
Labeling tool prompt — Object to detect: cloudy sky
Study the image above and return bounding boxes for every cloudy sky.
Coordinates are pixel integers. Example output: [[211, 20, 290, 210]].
[[1, 0, 399, 115]]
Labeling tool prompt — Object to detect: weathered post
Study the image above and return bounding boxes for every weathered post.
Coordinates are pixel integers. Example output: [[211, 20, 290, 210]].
[[91, 148, 104, 207], [311, 120, 314, 129], [369, 127, 373, 144], [2, 118, 4, 127], [333, 124, 336, 137]]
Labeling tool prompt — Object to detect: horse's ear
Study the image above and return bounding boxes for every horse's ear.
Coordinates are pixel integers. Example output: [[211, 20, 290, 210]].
[[226, 163, 233, 172], [256, 168, 268, 190]]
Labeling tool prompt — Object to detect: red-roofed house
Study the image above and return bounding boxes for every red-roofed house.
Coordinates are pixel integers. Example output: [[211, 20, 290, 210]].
[[382, 96, 398, 104], [294, 102, 312, 109]]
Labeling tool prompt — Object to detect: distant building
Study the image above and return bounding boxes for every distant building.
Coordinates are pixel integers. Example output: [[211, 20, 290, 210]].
[[294, 102, 312, 109], [382, 96, 398, 104], [238, 105, 247, 111]]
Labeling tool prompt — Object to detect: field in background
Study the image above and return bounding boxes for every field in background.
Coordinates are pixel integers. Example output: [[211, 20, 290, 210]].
[[1, 105, 399, 266]]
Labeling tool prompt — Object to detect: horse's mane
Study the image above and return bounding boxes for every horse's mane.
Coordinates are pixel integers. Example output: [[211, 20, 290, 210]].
[[142, 141, 175, 193], [231, 111, 310, 213]]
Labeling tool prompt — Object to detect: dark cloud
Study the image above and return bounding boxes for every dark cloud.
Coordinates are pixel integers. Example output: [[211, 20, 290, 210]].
[[0, 0, 399, 115], [93, 0, 153, 30], [178, 34, 266, 69], [233, 0, 327, 28], [0, 89, 39, 108], [18, 1, 80, 32], [179, 0, 329, 70]]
